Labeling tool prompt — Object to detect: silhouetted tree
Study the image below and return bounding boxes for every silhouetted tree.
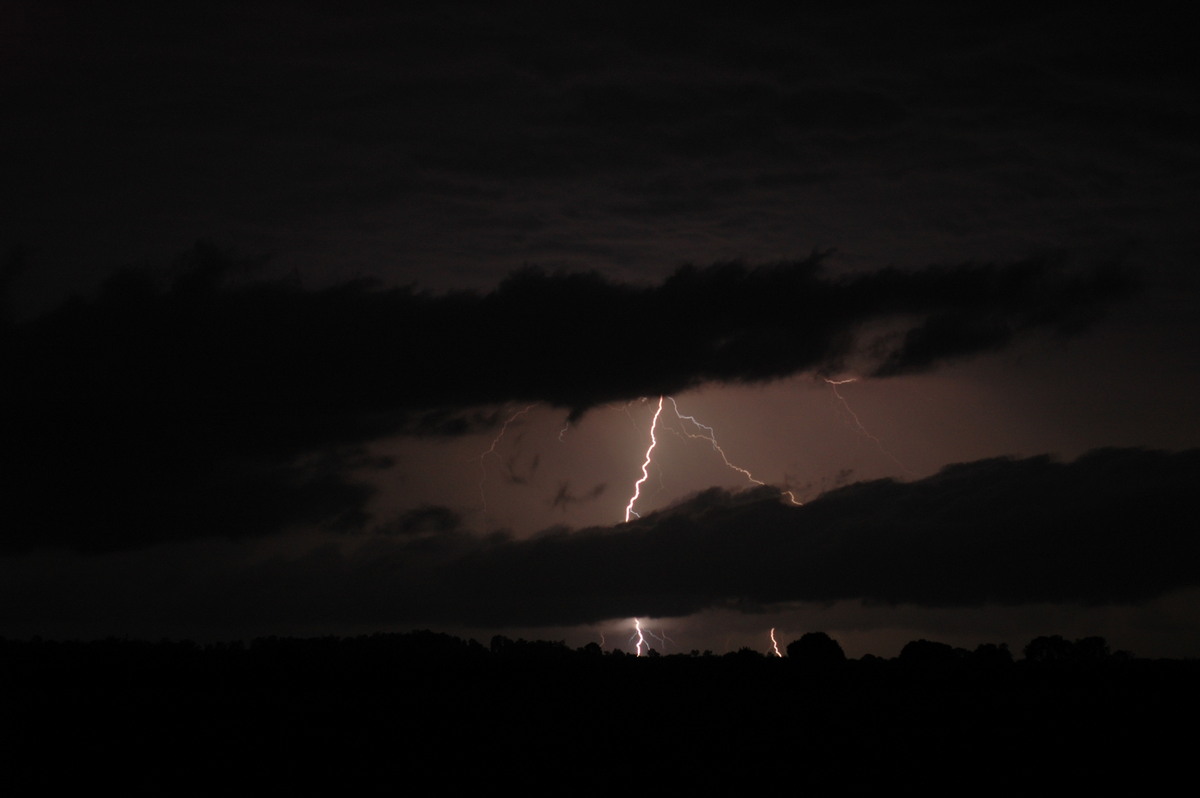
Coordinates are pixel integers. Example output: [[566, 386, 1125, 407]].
[[726, 647, 765, 665], [969, 642, 1014, 669], [1030, 635, 1115, 665], [898, 639, 960, 667], [1024, 635, 1074, 663], [579, 642, 603, 657], [786, 632, 847, 665], [1073, 636, 1111, 662]]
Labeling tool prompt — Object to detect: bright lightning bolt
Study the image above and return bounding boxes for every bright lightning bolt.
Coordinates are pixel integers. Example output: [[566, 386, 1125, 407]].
[[631, 618, 648, 657], [624, 396, 664, 522], [623, 395, 801, 522], [470, 387, 904, 659]]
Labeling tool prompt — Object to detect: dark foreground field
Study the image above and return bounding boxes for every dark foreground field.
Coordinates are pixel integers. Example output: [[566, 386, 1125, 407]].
[[3, 632, 1195, 793]]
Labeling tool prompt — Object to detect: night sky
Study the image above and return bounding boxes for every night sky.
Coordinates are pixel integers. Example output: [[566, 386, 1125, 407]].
[[4, 2, 1199, 657]]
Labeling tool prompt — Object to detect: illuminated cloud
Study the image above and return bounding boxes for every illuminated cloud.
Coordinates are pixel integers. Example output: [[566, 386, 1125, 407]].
[[2, 248, 1133, 551]]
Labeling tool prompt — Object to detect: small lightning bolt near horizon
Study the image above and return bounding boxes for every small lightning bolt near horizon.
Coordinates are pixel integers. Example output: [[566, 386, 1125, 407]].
[[770, 627, 783, 658]]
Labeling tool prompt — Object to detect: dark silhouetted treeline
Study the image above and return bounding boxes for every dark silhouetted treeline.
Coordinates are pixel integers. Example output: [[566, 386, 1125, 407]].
[[2, 631, 1194, 791]]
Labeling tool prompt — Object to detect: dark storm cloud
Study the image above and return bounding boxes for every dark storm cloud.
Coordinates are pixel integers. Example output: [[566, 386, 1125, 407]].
[[354, 447, 1200, 626], [375, 505, 463, 537], [4, 246, 1132, 552], [3, 247, 1133, 551], [2, 448, 1194, 636], [5, 2, 1185, 556], [7, 2, 1195, 306], [549, 481, 607, 511]]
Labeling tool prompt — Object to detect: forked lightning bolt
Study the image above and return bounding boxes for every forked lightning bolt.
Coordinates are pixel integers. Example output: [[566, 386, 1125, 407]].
[[626, 620, 674, 656], [481, 397, 806, 655], [631, 618, 648, 657], [623, 395, 800, 522]]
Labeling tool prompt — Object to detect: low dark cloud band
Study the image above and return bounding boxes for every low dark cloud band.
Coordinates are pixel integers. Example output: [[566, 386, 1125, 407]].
[[0, 448, 1193, 636]]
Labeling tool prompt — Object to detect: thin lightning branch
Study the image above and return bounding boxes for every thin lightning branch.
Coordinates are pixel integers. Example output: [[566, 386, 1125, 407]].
[[477, 404, 536, 510], [616, 399, 642, 427], [645, 626, 675, 653], [624, 397, 664, 522], [824, 378, 876, 441], [824, 378, 912, 475], [770, 628, 783, 658], [667, 397, 802, 506]]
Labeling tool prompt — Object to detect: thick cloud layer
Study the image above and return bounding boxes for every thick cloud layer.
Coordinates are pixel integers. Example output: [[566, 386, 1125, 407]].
[[6, 3, 1195, 303], [3, 249, 1131, 551], [364, 447, 1200, 625], [0, 448, 1194, 636], [3, 4, 1196, 653]]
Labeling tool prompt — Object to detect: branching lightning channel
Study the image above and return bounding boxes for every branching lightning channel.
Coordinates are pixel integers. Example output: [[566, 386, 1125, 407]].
[[626, 620, 674, 656], [666, 397, 802, 506], [646, 625, 675, 653], [623, 395, 801, 522], [631, 618, 648, 656]]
